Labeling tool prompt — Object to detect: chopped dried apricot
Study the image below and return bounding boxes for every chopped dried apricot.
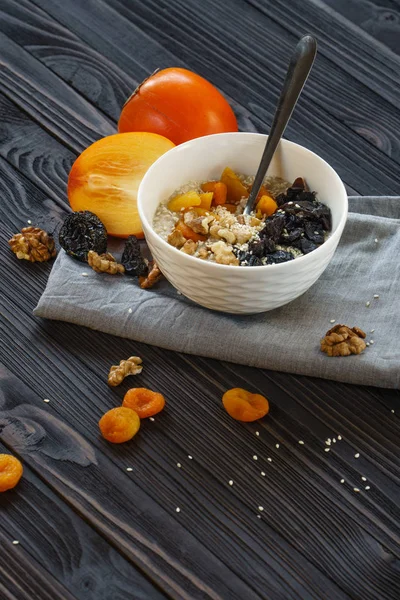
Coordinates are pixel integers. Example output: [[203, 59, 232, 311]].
[[176, 220, 207, 242], [223, 204, 238, 214], [222, 388, 269, 422], [220, 167, 249, 203], [99, 407, 140, 443], [0, 454, 23, 492], [201, 180, 218, 193], [249, 183, 270, 202], [199, 192, 213, 210], [213, 181, 227, 205], [167, 191, 201, 212], [123, 388, 166, 419], [256, 195, 278, 217]]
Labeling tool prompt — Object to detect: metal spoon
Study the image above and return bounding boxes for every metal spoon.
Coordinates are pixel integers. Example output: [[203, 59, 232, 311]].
[[243, 35, 317, 216]]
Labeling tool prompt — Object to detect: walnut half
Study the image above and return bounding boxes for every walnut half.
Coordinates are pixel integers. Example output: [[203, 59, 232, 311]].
[[320, 324, 367, 357]]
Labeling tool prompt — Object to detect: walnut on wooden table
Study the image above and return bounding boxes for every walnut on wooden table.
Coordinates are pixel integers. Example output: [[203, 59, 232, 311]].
[[320, 324, 367, 356], [8, 226, 57, 262], [108, 356, 143, 386]]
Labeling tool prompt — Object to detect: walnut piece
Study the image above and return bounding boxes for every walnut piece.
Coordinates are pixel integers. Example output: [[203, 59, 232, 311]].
[[168, 228, 186, 248], [180, 239, 197, 255], [139, 261, 162, 289], [210, 240, 239, 265], [8, 226, 56, 262], [320, 324, 367, 357], [183, 210, 207, 234], [197, 244, 209, 260], [217, 228, 236, 244], [88, 250, 125, 274], [108, 356, 143, 386]]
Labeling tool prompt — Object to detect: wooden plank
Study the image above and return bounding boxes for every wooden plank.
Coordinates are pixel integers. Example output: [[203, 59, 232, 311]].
[[30, 0, 400, 195], [0, 442, 167, 600]]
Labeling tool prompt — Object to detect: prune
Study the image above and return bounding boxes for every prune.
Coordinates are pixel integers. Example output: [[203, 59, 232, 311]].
[[281, 227, 303, 244], [294, 238, 318, 254], [59, 211, 107, 262], [121, 235, 148, 277], [265, 250, 294, 264], [246, 255, 263, 266], [259, 214, 286, 242], [304, 222, 324, 244]]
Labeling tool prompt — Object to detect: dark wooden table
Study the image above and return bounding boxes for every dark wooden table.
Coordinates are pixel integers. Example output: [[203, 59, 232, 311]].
[[0, 1, 399, 599]]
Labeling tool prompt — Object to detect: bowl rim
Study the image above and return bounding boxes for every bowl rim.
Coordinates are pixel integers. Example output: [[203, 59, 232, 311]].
[[138, 132, 348, 272]]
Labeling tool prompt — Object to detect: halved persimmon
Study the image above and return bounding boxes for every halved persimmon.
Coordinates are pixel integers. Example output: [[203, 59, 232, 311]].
[[222, 388, 270, 422], [68, 132, 175, 238]]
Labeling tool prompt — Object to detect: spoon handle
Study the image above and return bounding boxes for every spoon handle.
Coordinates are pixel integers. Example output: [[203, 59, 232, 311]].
[[243, 35, 317, 215]]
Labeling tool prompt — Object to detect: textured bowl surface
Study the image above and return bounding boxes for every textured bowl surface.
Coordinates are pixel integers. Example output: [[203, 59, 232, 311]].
[[138, 133, 348, 314]]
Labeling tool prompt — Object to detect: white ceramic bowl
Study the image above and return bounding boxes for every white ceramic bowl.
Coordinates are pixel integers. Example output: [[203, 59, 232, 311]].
[[137, 132, 347, 314]]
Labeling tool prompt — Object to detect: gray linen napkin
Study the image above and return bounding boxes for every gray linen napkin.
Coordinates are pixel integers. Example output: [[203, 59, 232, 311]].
[[34, 197, 400, 389]]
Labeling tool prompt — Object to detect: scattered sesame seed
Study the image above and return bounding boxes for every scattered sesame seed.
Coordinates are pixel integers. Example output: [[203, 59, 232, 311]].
[[43, 398, 50, 403], [257, 514, 262, 519], [374, 238, 378, 243], [366, 301, 370, 307], [340, 479, 345, 484], [361, 476, 367, 481], [261, 471, 266, 477], [12, 540, 19, 545], [366, 343, 370, 347], [332, 438, 336, 443], [27, 220, 32, 224], [81, 272, 88, 277], [177, 463, 181, 468], [330, 319, 336, 323], [253, 455, 258, 460], [355, 453, 360, 458], [325, 440, 331, 446], [255, 431, 260, 436], [365, 486, 370, 490], [128, 308, 133, 314], [267, 457, 272, 462], [126, 467, 133, 472], [324, 447, 331, 452], [370, 340, 374, 345], [229, 480, 234, 486], [176, 507, 181, 513], [337, 435, 342, 440], [370, 329, 375, 333], [373, 294, 379, 299], [327, 438, 331, 443], [298, 440, 305, 445], [353, 488, 360, 493], [275, 443, 280, 449], [188, 455, 192, 460], [258, 506, 264, 512], [149, 417, 155, 422], [391, 409, 395, 414]]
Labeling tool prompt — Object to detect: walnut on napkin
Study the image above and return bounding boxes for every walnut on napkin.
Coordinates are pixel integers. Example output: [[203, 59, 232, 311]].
[[88, 250, 125, 275], [320, 325, 367, 357]]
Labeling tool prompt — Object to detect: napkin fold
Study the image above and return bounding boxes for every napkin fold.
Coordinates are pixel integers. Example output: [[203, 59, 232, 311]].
[[34, 197, 400, 389]]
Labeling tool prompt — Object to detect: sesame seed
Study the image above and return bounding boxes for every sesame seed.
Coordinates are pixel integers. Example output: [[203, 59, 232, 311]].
[[374, 238, 378, 243], [370, 340, 374, 345], [353, 488, 360, 493], [128, 308, 133, 314], [298, 440, 305, 445], [366, 301, 370, 307], [355, 453, 360, 458], [253, 455, 258, 460], [261, 471, 266, 476], [332, 438, 336, 443], [275, 443, 280, 449], [43, 398, 50, 403], [177, 463, 181, 468], [330, 319, 336, 323], [365, 486, 370, 490], [370, 329, 375, 333], [324, 447, 330, 452], [257, 514, 262, 519], [325, 440, 331, 446], [126, 467, 133, 472], [188, 455, 192, 460], [361, 476, 367, 481], [373, 294, 379, 299], [337, 435, 342, 441], [366, 343, 370, 347], [176, 507, 181, 513], [327, 438, 331, 443], [255, 431, 260, 436], [258, 506, 264, 512], [149, 417, 155, 422], [391, 409, 395, 414], [27, 220, 32, 224], [229, 480, 234, 486], [12, 540, 19, 545], [81, 272, 88, 277], [340, 479, 345, 484], [267, 457, 272, 462]]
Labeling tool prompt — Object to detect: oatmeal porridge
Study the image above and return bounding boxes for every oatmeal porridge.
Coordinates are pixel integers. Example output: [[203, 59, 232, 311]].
[[153, 167, 331, 266]]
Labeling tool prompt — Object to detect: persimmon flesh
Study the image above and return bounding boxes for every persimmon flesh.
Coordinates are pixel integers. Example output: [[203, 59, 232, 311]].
[[118, 68, 238, 145], [68, 132, 175, 238]]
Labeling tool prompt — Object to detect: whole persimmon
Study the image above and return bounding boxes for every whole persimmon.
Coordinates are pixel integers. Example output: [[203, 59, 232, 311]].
[[0, 454, 23, 492], [68, 132, 175, 238], [222, 388, 270, 422], [123, 388, 165, 419], [99, 407, 140, 443], [118, 68, 238, 145]]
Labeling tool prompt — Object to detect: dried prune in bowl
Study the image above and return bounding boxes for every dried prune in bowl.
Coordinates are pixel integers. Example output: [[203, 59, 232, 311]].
[[121, 235, 149, 277], [265, 250, 294, 264], [59, 211, 107, 262]]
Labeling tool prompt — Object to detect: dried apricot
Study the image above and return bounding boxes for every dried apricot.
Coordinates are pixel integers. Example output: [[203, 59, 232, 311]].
[[220, 167, 249, 203], [213, 182, 227, 205], [99, 407, 140, 443], [199, 192, 213, 211], [168, 190, 201, 212], [222, 388, 269, 422], [256, 195, 278, 217], [123, 388, 166, 419], [0, 454, 23, 492]]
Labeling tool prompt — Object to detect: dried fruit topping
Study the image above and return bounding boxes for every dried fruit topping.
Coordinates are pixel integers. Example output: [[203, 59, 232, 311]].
[[123, 387, 166, 419], [321, 325, 367, 357], [259, 214, 286, 242], [139, 261, 163, 288], [108, 356, 143, 386], [88, 251, 125, 274], [59, 211, 107, 262], [121, 235, 148, 277], [0, 454, 23, 492], [222, 388, 270, 422], [265, 250, 294, 264], [9, 227, 56, 262], [99, 407, 140, 443]]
